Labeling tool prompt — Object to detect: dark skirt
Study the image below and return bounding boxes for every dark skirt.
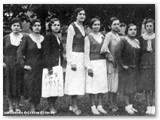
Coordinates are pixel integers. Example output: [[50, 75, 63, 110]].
[[4, 56, 24, 99], [138, 68, 155, 91], [118, 68, 138, 95], [23, 68, 42, 105]]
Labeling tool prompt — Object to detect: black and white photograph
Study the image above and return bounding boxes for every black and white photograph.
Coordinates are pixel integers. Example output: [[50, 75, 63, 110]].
[[2, 3, 156, 117]]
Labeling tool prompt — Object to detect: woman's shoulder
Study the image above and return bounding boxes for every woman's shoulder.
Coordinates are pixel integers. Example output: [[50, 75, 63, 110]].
[[45, 32, 53, 36], [3, 34, 10, 40], [105, 31, 113, 38]]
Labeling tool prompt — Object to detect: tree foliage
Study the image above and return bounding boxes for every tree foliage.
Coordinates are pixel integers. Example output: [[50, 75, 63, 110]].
[[3, 4, 155, 32]]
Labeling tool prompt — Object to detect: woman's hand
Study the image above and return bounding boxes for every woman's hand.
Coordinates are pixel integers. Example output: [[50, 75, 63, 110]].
[[122, 65, 129, 69], [24, 65, 32, 70], [71, 64, 77, 71], [88, 69, 94, 77], [3, 63, 6, 68], [48, 69, 53, 75]]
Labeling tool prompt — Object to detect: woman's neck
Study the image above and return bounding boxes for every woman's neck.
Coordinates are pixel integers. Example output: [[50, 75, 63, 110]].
[[52, 32, 59, 36], [76, 20, 83, 26], [12, 32, 20, 36], [146, 31, 154, 36], [127, 35, 135, 40], [92, 31, 99, 35], [111, 30, 118, 35], [31, 32, 40, 37]]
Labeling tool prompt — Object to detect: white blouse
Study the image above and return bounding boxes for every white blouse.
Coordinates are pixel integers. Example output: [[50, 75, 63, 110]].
[[84, 33, 104, 69], [10, 32, 23, 46], [66, 22, 85, 64], [142, 32, 155, 52]]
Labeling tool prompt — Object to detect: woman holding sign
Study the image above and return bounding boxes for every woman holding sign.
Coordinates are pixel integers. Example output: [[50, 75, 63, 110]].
[[42, 18, 64, 114]]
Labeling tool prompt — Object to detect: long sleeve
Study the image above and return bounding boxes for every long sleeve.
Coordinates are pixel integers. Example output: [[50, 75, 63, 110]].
[[84, 36, 92, 69], [17, 36, 27, 67], [66, 25, 75, 64], [138, 36, 143, 65], [100, 33, 113, 60], [42, 34, 53, 70], [3, 36, 6, 63]]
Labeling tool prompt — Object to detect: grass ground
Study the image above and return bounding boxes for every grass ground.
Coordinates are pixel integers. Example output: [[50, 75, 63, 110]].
[[3, 92, 150, 116]]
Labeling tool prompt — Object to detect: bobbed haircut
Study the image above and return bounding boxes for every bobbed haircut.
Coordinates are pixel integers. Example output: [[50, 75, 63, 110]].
[[48, 18, 60, 32], [10, 17, 22, 28], [30, 19, 41, 31], [109, 17, 119, 26], [144, 18, 155, 30], [72, 7, 85, 21], [89, 18, 100, 29], [125, 23, 137, 35]]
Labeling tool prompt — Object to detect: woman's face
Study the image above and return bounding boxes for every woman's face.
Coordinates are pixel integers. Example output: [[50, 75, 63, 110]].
[[11, 22, 21, 33], [146, 22, 154, 33], [111, 20, 120, 32], [51, 21, 60, 33], [32, 22, 41, 33], [127, 25, 137, 37], [76, 10, 86, 22], [92, 20, 100, 33]]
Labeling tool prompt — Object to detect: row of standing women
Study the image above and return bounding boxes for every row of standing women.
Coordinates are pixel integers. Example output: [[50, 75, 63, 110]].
[[3, 7, 155, 115]]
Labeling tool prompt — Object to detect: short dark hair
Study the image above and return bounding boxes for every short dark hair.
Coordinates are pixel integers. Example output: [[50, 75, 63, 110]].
[[73, 8, 85, 21], [125, 23, 137, 35], [109, 17, 119, 26], [30, 19, 41, 31], [89, 18, 100, 29], [144, 18, 155, 29], [48, 18, 60, 32], [10, 17, 22, 28]]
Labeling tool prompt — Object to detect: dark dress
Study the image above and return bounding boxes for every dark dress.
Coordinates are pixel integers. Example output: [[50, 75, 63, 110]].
[[115, 37, 140, 94], [138, 35, 155, 91], [42, 32, 63, 69], [41, 32, 63, 100], [17, 34, 44, 105], [3, 34, 24, 98]]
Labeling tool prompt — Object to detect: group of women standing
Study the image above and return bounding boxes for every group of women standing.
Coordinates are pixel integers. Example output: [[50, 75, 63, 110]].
[[3, 7, 155, 115]]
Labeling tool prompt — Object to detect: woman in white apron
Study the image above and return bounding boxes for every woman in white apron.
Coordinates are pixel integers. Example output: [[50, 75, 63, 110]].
[[65, 8, 86, 115], [85, 18, 108, 115]]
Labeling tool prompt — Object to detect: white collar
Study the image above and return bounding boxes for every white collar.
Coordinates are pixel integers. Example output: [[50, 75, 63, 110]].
[[10, 32, 23, 46], [29, 34, 44, 49], [125, 36, 140, 49], [142, 32, 155, 40], [110, 31, 120, 41], [90, 32, 104, 44], [74, 22, 85, 36]]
